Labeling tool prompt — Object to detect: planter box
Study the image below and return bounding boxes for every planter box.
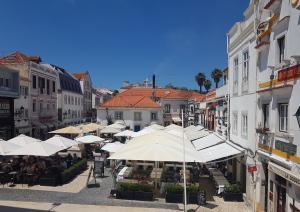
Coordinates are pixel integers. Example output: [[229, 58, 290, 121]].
[[134, 191, 154, 201], [188, 194, 198, 204], [223, 192, 243, 202], [116, 190, 134, 200], [165, 192, 183, 203]]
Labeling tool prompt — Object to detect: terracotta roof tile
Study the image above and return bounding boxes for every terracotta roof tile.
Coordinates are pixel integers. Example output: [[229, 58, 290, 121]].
[[99, 95, 160, 108], [73, 72, 86, 80], [0, 52, 41, 64]]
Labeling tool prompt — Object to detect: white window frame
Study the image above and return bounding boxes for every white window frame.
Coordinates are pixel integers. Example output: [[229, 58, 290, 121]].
[[277, 35, 285, 64], [279, 103, 288, 132], [114, 111, 123, 120], [151, 111, 158, 121], [232, 111, 238, 135], [262, 103, 270, 129], [233, 57, 239, 95], [134, 112, 142, 121], [242, 50, 249, 93], [241, 112, 248, 138]]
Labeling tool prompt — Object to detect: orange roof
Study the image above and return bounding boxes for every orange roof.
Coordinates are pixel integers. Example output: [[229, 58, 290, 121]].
[[119, 87, 204, 100], [99, 95, 160, 108], [73, 72, 87, 80], [0, 52, 41, 64]]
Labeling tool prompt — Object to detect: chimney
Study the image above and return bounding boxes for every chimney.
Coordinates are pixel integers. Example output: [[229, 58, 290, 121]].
[[152, 74, 156, 89]]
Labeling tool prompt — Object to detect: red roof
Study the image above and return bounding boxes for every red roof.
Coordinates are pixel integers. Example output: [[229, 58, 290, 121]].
[[99, 95, 160, 108], [119, 87, 204, 100], [73, 72, 86, 80], [0, 52, 41, 64]]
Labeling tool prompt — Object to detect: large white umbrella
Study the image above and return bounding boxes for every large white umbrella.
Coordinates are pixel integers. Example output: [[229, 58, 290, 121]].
[[44, 135, 78, 149], [75, 135, 105, 144], [131, 127, 158, 138], [101, 127, 121, 134], [0, 139, 21, 155], [146, 124, 165, 130], [114, 130, 136, 137], [101, 142, 124, 153], [109, 131, 201, 162], [107, 123, 126, 130], [6, 141, 64, 157], [49, 126, 82, 134], [7, 134, 41, 146], [164, 124, 182, 131]]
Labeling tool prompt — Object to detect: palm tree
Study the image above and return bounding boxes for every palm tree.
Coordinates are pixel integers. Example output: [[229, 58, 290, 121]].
[[195, 72, 206, 93], [203, 79, 212, 93], [211, 68, 223, 88]]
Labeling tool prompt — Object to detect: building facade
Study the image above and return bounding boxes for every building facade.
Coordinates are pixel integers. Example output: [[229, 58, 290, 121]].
[[254, 0, 300, 211], [0, 65, 19, 140], [73, 72, 92, 122]]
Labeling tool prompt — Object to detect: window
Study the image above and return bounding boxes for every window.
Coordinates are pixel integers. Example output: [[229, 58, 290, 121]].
[[233, 57, 239, 95], [39, 101, 43, 113], [262, 104, 270, 129], [164, 104, 171, 113], [151, 112, 158, 121], [134, 112, 142, 121], [0, 78, 3, 87], [32, 75, 37, 89], [232, 112, 238, 135], [68, 96, 70, 104], [114, 111, 123, 120], [242, 50, 249, 92], [5, 79, 10, 88], [46, 79, 50, 95], [241, 113, 248, 137], [279, 103, 288, 132], [32, 99, 36, 112], [278, 36, 285, 63], [52, 81, 56, 93], [64, 95, 67, 104], [180, 104, 186, 113], [47, 104, 50, 111]]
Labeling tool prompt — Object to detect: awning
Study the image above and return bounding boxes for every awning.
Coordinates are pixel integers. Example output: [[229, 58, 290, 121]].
[[101, 142, 124, 153], [197, 141, 244, 163], [268, 162, 300, 187], [185, 129, 210, 141], [192, 133, 224, 150], [199, 102, 207, 109], [172, 116, 181, 123]]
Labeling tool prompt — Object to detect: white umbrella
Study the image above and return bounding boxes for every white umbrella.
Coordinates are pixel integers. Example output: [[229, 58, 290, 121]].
[[101, 127, 121, 134], [6, 141, 64, 157], [7, 134, 41, 146], [109, 131, 201, 162], [75, 135, 105, 144], [107, 123, 126, 130], [44, 135, 78, 149], [114, 130, 136, 137], [146, 124, 165, 130], [49, 126, 82, 134], [0, 139, 21, 155], [101, 142, 124, 153], [164, 124, 182, 131], [131, 127, 158, 138]]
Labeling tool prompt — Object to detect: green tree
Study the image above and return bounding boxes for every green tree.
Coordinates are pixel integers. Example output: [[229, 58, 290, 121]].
[[211, 68, 223, 88], [203, 79, 212, 93], [195, 72, 206, 93]]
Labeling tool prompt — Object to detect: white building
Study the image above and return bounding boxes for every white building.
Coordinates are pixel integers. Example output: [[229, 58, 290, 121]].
[[254, 0, 300, 211], [48, 65, 83, 126], [73, 72, 92, 122], [227, 0, 257, 204], [92, 88, 112, 122]]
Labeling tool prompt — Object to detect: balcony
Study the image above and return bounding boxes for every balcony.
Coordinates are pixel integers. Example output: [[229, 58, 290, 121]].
[[257, 128, 274, 153], [255, 15, 278, 50], [277, 64, 300, 82]]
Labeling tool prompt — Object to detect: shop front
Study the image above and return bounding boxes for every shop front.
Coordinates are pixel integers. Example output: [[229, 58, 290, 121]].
[[0, 97, 14, 140], [268, 162, 300, 212]]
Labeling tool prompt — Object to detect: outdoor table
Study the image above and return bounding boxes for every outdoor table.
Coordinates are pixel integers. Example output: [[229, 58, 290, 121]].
[[8, 171, 18, 186], [116, 166, 128, 182], [213, 177, 229, 194]]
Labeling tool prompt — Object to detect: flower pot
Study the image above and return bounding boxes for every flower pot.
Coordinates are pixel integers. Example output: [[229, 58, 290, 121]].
[[165, 192, 183, 203], [223, 192, 243, 202], [134, 191, 154, 201]]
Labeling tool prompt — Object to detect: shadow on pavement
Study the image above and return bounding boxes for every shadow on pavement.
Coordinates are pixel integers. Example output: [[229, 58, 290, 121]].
[[0, 206, 47, 212]]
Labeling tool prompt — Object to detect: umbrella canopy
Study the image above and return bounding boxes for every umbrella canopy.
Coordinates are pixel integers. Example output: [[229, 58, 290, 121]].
[[101, 142, 124, 153], [6, 141, 64, 156], [49, 126, 82, 134], [7, 134, 41, 146], [75, 135, 105, 144], [101, 127, 121, 134], [0, 139, 21, 155], [146, 124, 165, 130], [109, 131, 201, 162], [84, 123, 105, 131], [44, 135, 78, 149], [114, 130, 136, 137], [107, 123, 126, 130], [164, 124, 182, 131], [131, 127, 158, 137]]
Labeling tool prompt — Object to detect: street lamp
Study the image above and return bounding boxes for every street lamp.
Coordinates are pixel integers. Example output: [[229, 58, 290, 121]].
[[294, 106, 300, 128]]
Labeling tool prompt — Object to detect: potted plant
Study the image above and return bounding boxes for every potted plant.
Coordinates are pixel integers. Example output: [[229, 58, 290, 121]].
[[187, 185, 200, 204], [116, 183, 154, 201], [134, 184, 154, 201], [165, 184, 184, 203], [223, 184, 243, 202]]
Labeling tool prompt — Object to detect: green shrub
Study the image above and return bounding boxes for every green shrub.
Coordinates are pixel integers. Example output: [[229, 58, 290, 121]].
[[165, 184, 184, 194], [61, 159, 87, 183], [118, 182, 154, 192], [224, 184, 241, 193], [187, 185, 199, 194]]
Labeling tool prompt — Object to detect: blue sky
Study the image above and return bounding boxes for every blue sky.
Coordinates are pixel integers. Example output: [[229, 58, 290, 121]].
[[0, 0, 248, 90]]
